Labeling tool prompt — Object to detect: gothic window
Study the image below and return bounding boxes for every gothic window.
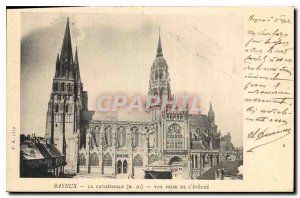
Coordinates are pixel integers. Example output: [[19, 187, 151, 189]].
[[103, 153, 112, 166], [131, 127, 139, 147], [55, 104, 59, 112], [148, 132, 155, 148], [79, 154, 86, 166], [204, 156, 209, 167], [159, 72, 162, 80], [123, 160, 127, 173], [90, 152, 99, 166], [191, 155, 194, 168], [117, 160, 122, 174], [61, 83, 65, 91], [104, 127, 112, 147], [65, 104, 68, 112], [166, 123, 183, 149], [134, 155, 143, 166], [53, 83, 58, 91], [60, 103, 64, 112], [67, 83, 71, 92]]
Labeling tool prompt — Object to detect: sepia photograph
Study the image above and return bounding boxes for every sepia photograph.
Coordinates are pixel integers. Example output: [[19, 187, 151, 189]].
[[20, 12, 243, 180], [6, 6, 294, 192]]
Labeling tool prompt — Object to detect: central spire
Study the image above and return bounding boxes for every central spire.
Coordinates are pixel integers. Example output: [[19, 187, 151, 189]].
[[148, 28, 171, 100], [156, 27, 163, 57]]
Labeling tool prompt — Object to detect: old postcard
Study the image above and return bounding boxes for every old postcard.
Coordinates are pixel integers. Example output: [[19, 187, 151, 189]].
[[7, 7, 294, 192]]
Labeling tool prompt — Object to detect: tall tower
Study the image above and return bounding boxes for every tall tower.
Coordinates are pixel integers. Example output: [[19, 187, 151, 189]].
[[45, 18, 85, 174], [148, 29, 171, 99]]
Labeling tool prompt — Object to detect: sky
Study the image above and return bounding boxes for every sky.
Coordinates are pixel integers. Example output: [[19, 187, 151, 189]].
[[21, 12, 243, 146]]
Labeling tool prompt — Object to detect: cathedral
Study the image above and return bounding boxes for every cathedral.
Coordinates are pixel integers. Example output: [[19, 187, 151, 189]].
[[45, 18, 222, 179]]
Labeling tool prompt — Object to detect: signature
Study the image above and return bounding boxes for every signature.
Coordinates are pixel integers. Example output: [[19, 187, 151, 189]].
[[247, 127, 291, 152]]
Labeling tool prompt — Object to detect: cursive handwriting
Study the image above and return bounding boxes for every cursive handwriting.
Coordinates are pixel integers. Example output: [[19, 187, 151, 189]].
[[245, 14, 293, 152]]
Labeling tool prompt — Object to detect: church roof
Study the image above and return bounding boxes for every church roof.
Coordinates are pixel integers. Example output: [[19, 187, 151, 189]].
[[37, 143, 64, 158]]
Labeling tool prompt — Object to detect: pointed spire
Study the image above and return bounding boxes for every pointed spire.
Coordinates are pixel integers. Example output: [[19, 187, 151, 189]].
[[208, 101, 215, 123], [209, 101, 213, 112], [74, 46, 78, 63], [74, 46, 81, 83], [156, 27, 163, 57], [61, 18, 73, 58]]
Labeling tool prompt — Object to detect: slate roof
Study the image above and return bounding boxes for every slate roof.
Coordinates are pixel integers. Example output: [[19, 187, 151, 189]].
[[21, 142, 64, 161], [20, 143, 44, 160]]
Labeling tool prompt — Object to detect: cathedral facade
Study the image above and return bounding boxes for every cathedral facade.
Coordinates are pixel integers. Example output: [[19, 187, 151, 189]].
[[45, 19, 222, 179]]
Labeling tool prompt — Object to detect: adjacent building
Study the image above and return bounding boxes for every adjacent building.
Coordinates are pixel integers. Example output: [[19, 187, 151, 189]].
[[20, 135, 65, 177]]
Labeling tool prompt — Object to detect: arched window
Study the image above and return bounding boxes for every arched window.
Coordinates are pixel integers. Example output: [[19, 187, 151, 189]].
[[65, 104, 68, 112], [61, 83, 65, 91], [204, 155, 209, 167], [133, 155, 143, 166], [131, 127, 139, 147], [195, 155, 198, 168], [117, 160, 122, 174], [166, 123, 183, 149], [169, 156, 182, 165], [103, 153, 112, 166], [159, 72, 162, 80], [67, 83, 71, 92], [123, 160, 127, 173], [90, 152, 99, 166], [192, 154, 194, 168], [55, 104, 59, 112], [79, 154, 86, 166], [53, 83, 58, 91]]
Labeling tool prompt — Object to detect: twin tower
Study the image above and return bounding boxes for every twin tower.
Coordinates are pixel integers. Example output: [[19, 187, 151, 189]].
[[44, 18, 174, 173]]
